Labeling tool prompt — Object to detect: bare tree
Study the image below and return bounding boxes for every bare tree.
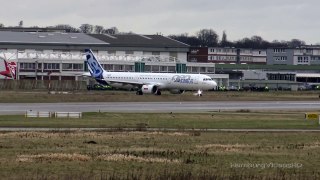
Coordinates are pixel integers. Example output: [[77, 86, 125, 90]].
[[288, 39, 306, 48], [94, 25, 104, 34], [79, 24, 93, 33], [250, 36, 267, 48], [52, 24, 79, 32], [220, 30, 233, 47], [19, 20, 23, 27], [196, 29, 219, 47], [233, 36, 270, 49], [103, 27, 119, 35], [0, 23, 4, 28]]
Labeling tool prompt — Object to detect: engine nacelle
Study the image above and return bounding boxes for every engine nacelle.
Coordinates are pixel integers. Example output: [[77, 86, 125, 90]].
[[141, 85, 157, 94], [169, 89, 184, 94]]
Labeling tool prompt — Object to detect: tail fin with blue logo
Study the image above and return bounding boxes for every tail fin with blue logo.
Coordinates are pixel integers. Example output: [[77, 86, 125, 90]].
[[84, 49, 105, 80]]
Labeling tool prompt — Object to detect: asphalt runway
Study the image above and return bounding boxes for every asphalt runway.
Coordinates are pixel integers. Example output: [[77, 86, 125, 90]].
[[0, 101, 320, 115]]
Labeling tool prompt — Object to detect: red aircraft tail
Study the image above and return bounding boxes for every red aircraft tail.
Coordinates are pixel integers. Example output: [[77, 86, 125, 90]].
[[0, 59, 16, 79]]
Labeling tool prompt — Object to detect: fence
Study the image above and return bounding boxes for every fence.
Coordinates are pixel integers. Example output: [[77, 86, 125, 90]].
[[25, 111, 52, 118], [25, 111, 82, 118], [55, 112, 82, 118], [0, 80, 87, 91]]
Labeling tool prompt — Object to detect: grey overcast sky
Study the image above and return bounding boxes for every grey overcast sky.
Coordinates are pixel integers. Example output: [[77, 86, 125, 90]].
[[1, 0, 319, 44]]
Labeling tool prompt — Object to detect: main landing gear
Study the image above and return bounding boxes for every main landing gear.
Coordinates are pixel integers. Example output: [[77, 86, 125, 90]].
[[155, 90, 161, 95], [136, 90, 143, 95]]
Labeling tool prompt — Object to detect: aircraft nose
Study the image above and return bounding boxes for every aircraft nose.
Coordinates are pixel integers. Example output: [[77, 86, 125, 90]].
[[212, 81, 217, 88]]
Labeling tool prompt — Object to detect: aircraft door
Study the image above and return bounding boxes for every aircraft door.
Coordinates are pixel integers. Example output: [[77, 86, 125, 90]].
[[193, 77, 199, 85]]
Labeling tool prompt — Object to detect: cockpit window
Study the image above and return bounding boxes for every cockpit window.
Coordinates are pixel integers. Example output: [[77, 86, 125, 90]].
[[203, 78, 213, 81]]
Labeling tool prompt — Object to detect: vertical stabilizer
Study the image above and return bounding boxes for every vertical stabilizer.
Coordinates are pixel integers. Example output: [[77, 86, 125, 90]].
[[84, 49, 105, 79]]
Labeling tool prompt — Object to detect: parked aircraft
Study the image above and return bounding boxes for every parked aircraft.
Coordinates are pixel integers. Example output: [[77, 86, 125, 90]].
[[84, 49, 217, 96], [0, 59, 16, 79]]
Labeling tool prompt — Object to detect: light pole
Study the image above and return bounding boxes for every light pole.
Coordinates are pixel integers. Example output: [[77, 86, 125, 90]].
[[35, 60, 38, 81], [48, 71, 52, 94], [34, 60, 38, 89]]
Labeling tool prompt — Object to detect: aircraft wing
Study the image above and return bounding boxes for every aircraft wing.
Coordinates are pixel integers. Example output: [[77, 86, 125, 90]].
[[105, 79, 144, 86], [105, 79, 163, 88], [80, 72, 91, 77]]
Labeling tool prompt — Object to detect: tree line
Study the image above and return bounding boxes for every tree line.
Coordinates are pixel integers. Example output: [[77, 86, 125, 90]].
[[168, 29, 309, 49], [0, 22, 119, 35], [50, 24, 119, 35], [0, 22, 312, 49]]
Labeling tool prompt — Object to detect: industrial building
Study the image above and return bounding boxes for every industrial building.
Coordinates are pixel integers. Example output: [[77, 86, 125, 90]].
[[187, 46, 320, 90], [188, 47, 266, 64], [267, 46, 320, 65], [1, 30, 320, 91], [0, 31, 220, 83]]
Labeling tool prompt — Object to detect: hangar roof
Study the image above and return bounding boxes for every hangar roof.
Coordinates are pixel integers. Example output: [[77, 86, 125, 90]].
[[88, 34, 190, 48], [0, 31, 108, 45]]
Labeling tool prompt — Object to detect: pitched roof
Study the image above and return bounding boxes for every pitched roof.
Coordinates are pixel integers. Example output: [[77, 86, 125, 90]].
[[88, 34, 190, 48], [0, 31, 107, 45]]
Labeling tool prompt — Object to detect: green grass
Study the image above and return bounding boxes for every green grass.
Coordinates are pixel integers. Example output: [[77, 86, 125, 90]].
[[0, 112, 319, 129], [0, 90, 320, 103], [0, 131, 319, 179], [1, 89, 320, 179], [0, 112, 319, 179]]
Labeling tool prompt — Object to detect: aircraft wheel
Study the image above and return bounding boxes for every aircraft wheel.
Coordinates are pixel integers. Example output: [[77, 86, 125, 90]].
[[136, 91, 143, 95]]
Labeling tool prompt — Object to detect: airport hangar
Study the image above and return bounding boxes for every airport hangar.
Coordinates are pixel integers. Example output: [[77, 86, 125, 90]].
[[0, 31, 228, 88]]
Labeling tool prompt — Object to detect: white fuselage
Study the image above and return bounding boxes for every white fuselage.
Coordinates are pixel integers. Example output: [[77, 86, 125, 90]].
[[102, 71, 217, 91]]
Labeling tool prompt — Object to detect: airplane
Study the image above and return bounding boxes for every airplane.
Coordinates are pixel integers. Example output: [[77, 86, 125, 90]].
[[0, 58, 16, 79], [84, 49, 217, 96]]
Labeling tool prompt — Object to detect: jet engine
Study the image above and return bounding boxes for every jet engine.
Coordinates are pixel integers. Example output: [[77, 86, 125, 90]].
[[141, 85, 158, 94]]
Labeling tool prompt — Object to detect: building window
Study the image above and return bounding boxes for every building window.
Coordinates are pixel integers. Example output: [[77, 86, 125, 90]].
[[152, 65, 160, 72], [62, 63, 83, 71], [168, 66, 175, 72], [73, 64, 83, 70], [306, 49, 312, 54], [274, 56, 287, 61], [20, 63, 35, 70], [124, 65, 133, 72], [62, 63, 72, 70], [274, 49, 286, 53], [44, 63, 60, 70], [298, 56, 309, 63], [207, 67, 215, 73], [190, 58, 197, 62], [145, 65, 151, 72], [102, 64, 113, 71], [160, 66, 167, 72], [114, 65, 123, 71], [311, 56, 320, 61]]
